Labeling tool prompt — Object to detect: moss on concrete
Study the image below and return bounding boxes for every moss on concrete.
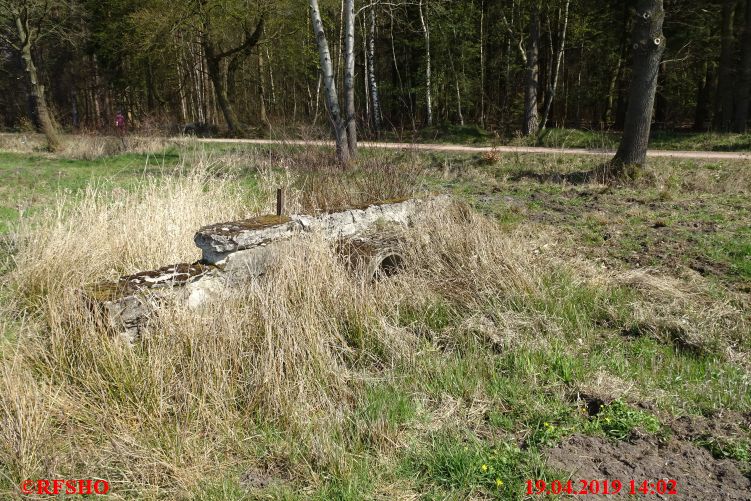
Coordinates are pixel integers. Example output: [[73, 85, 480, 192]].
[[198, 214, 293, 237], [85, 262, 214, 302]]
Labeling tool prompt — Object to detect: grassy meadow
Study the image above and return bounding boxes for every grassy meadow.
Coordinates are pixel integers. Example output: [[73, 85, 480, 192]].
[[0, 133, 749, 499]]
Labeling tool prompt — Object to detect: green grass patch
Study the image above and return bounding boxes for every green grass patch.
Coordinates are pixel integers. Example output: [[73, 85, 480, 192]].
[[694, 436, 751, 464], [403, 431, 549, 500], [530, 128, 751, 152], [584, 400, 662, 441], [0, 150, 181, 233]]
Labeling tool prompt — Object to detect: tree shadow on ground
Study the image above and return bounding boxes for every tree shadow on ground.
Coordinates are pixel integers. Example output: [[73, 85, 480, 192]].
[[509, 161, 632, 186], [509, 168, 600, 186]]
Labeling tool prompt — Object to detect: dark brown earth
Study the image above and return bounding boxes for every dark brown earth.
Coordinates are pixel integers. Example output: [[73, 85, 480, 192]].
[[546, 434, 751, 500], [239, 467, 276, 490], [666, 411, 751, 444]]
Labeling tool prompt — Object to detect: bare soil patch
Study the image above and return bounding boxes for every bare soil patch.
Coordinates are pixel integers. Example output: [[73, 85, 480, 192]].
[[667, 411, 751, 443], [546, 434, 751, 500]]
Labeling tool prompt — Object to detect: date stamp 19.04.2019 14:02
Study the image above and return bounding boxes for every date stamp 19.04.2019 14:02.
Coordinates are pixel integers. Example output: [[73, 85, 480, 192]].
[[526, 479, 678, 496]]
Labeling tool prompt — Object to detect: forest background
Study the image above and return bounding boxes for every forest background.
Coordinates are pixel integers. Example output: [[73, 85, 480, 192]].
[[2, 0, 749, 144]]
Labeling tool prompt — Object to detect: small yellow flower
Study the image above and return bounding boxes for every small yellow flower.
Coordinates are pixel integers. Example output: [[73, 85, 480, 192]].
[[605, 417, 612, 423], [481, 464, 488, 472], [496, 478, 504, 488], [544, 422, 550, 427]]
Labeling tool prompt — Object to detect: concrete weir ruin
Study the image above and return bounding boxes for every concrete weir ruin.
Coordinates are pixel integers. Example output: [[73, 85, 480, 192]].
[[86, 196, 450, 342]]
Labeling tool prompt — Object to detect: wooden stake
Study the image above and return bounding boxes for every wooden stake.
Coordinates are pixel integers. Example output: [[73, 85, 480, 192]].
[[276, 188, 284, 216]]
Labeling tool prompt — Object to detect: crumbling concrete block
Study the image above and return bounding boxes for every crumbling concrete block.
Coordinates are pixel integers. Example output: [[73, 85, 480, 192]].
[[86, 262, 216, 342], [194, 215, 298, 264], [90, 196, 451, 342]]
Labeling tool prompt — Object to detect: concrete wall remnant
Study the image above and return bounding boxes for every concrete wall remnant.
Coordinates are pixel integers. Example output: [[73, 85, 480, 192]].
[[86, 195, 450, 342]]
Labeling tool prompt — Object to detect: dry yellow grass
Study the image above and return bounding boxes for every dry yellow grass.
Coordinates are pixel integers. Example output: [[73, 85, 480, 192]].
[[0, 132, 174, 160], [0, 157, 554, 496], [9, 161, 260, 312], [0, 151, 748, 499]]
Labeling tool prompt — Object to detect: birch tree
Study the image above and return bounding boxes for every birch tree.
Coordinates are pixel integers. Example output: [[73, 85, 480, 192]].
[[367, 2, 382, 132], [523, 2, 540, 136], [344, 0, 357, 156], [540, 0, 570, 131], [309, 0, 349, 165], [418, 0, 433, 126]]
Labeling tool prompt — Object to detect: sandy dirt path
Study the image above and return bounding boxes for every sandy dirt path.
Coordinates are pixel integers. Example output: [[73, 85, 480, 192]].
[[194, 138, 751, 161]]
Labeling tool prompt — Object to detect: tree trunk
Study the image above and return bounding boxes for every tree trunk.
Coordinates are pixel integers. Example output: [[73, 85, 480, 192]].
[[313, 74, 322, 125], [603, 56, 623, 125], [419, 0, 433, 127], [479, 0, 486, 127], [309, 0, 350, 166], [575, 50, 583, 128], [540, 0, 570, 131], [450, 28, 464, 126], [734, 0, 751, 132], [258, 50, 270, 128], [203, 42, 245, 136], [693, 64, 714, 131], [344, 0, 357, 157], [611, 0, 666, 171], [71, 88, 79, 130], [390, 10, 414, 129], [501, 2, 514, 127], [15, 13, 62, 151], [177, 56, 188, 123], [195, 2, 264, 136], [362, 14, 370, 127], [367, 3, 382, 133], [654, 61, 668, 126], [523, 2, 540, 136], [266, 47, 277, 110], [715, 0, 737, 131]]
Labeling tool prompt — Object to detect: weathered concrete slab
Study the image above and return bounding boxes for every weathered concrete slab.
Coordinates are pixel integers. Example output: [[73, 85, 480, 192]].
[[194, 215, 297, 264], [195, 197, 448, 265], [293, 198, 418, 241], [91, 195, 451, 342]]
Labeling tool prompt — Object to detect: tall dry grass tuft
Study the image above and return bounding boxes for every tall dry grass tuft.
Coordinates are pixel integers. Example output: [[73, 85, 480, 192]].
[[0, 132, 174, 159], [0, 365, 61, 481], [8, 156, 260, 313], [143, 237, 360, 423], [0, 133, 46, 153], [60, 135, 173, 160], [299, 153, 427, 213], [1, 165, 560, 493], [249, 146, 428, 213], [402, 202, 541, 308], [611, 269, 750, 355]]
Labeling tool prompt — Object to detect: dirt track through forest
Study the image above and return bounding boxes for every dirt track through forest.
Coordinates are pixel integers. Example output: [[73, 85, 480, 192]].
[[194, 138, 751, 161]]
